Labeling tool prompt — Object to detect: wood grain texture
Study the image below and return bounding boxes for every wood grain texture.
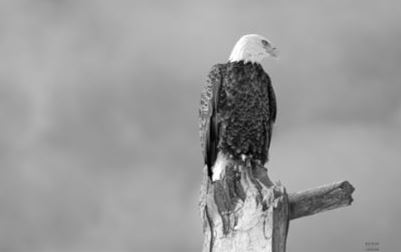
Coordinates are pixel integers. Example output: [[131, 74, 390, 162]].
[[200, 161, 289, 252], [199, 163, 355, 252], [288, 181, 355, 220]]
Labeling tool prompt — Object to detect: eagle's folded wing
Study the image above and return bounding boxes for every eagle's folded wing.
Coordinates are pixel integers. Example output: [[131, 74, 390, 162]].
[[199, 64, 223, 177]]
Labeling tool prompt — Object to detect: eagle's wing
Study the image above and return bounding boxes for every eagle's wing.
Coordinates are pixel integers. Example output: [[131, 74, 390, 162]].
[[199, 64, 223, 177], [268, 79, 277, 123], [265, 79, 277, 161]]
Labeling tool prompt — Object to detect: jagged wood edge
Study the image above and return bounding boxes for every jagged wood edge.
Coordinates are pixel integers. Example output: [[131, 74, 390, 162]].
[[288, 180, 355, 220]]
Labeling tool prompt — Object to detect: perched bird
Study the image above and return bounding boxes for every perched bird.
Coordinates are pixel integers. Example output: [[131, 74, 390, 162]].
[[199, 34, 278, 181]]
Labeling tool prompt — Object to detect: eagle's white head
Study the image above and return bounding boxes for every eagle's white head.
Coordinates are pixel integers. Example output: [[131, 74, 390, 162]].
[[229, 34, 278, 64]]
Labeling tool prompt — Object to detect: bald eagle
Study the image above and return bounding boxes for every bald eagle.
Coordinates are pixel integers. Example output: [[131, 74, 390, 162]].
[[199, 34, 278, 181]]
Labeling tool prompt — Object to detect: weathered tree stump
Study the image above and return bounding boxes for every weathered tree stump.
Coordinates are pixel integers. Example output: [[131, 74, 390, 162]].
[[199, 160, 355, 252]]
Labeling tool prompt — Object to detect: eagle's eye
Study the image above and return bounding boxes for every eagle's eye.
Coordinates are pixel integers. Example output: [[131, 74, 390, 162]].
[[261, 40, 270, 47]]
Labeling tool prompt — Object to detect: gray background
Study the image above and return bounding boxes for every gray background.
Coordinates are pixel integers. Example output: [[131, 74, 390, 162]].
[[1, 0, 400, 251]]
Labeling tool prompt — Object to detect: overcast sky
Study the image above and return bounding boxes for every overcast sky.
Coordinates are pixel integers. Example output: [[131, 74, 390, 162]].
[[0, 1, 400, 251]]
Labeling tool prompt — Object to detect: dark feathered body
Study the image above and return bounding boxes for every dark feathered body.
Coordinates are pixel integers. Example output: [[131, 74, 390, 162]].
[[199, 61, 277, 177]]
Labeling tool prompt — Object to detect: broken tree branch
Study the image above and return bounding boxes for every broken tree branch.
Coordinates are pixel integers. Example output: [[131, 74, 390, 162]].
[[288, 180, 355, 220]]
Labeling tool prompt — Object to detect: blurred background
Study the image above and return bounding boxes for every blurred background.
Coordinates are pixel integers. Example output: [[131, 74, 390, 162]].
[[1, 0, 400, 251]]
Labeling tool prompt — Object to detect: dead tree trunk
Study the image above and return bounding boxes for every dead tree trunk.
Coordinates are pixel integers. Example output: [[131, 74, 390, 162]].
[[199, 161, 355, 252]]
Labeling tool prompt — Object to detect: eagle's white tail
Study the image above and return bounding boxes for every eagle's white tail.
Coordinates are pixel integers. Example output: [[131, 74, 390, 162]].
[[212, 152, 229, 181]]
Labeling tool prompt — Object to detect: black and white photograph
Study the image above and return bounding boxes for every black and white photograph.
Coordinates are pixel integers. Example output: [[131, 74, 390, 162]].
[[1, 1, 400, 252]]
